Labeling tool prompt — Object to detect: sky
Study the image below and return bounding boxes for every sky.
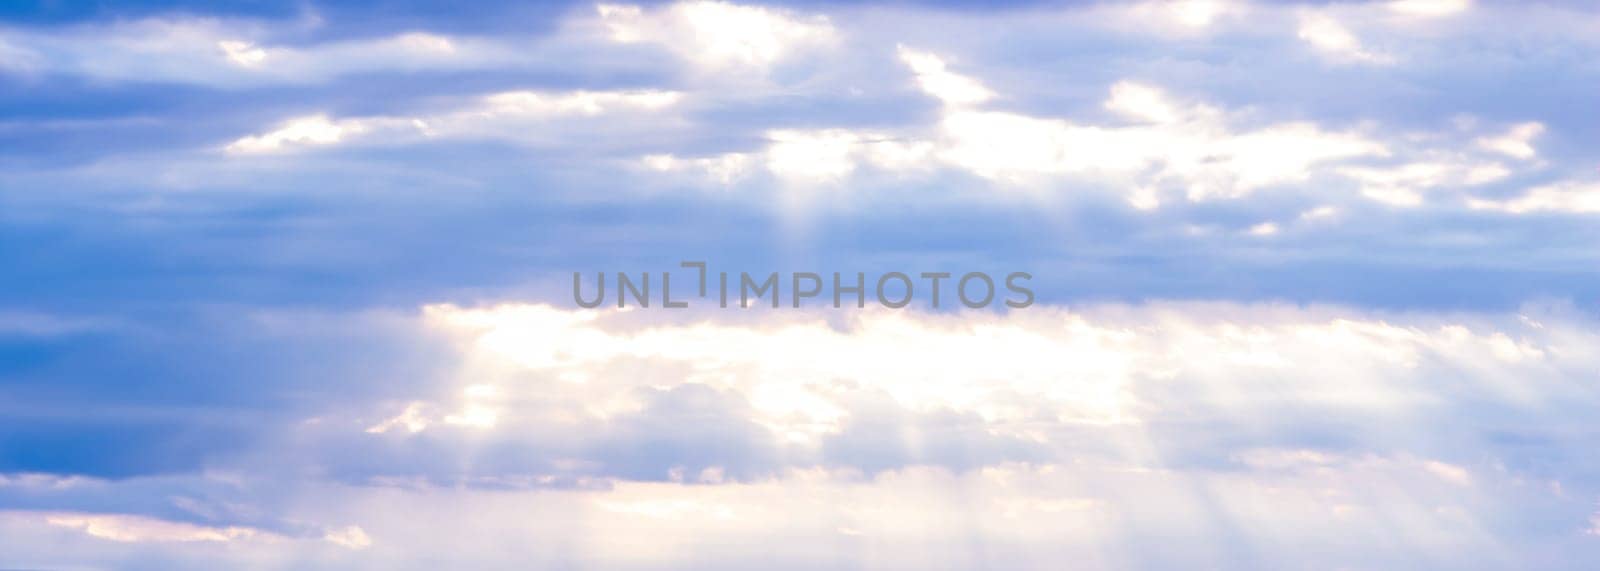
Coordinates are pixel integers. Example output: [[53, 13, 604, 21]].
[[1, 0, 1599, 568]]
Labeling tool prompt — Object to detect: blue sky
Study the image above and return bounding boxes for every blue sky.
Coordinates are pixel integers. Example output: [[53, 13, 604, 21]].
[[2, 0, 1600, 568]]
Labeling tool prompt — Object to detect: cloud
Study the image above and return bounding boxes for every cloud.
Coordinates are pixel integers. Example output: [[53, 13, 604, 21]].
[[1387, 0, 1472, 18], [639, 50, 1415, 202], [224, 89, 682, 154], [322, 525, 372, 550], [1159, 0, 1239, 29], [224, 115, 381, 154], [1087, 0, 1247, 38], [216, 40, 268, 67], [763, 129, 862, 182], [642, 153, 756, 185], [0, 19, 515, 86], [596, 1, 836, 70], [1247, 221, 1280, 236], [864, 57, 1389, 199], [7, 1, 1600, 567], [4, 298, 1600, 568], [1476, 122, 1546, 160], [897, 46, 994, 106], [638, 46, 1557, 212], [40, 512, 263, 543], [1339, 159, 1511, 207], [0, 455, 1571, 570], [640, 128, 934, 187], [343, 300, 1597, 485], [3, 1, 1578, 221], [1468, 181, 1600, 214], [1, 299, 1584, 567], [1298, 12, 1394, 64]]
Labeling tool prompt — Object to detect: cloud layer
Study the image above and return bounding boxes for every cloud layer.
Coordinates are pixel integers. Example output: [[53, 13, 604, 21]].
[[3, 0, 1600, 568]]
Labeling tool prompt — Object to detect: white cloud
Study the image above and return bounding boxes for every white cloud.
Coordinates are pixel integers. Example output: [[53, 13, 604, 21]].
[[927, 79, 1385, 198], [597, 1, 836, 70], [225, 115, 374, 154], [322, 525, 372, 550], [41, 512, 262, 543], [643, 153, 755, 185], [1298, 13, 1393, 65], [225, 90, 683, 155], [1423, 459, 1474, 485], [5, 300, 1598, 568], [649, 56, 1406, 201], [1476, 122, 1545, 160], [403, 300, 1581, 460], [642, 130, 934, 187], [1104, 81, 1188, 124], [897, 47, 994, 106], [1247, 222, 1280, 237], [0, 19, 513, 86], [9, 1, 1600, 567], [0, 456, 1552, 569], [1298, 205, 1340, 221], [1387, 0, 1472, 18], [764, 129, 870, 182], [216, 40, 266, 66], [167, 297, 1578, 571], [1339, 159, 1510, 207], [1467, 181, 1600, 214], [479, 89, 681, 117], [1128, 186, 1162, 210], [1095, 0, 1245, 37], [1163, 0, 1237, 29], [444, 404, 499, 429], [365, 401, 433, 434]]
